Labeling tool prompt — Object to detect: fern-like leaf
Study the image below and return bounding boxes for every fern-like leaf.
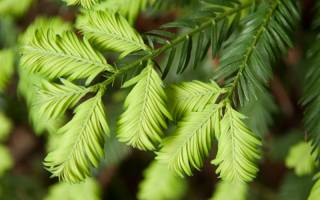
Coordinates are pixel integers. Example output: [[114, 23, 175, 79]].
[[214, 0, 299, 105], [34, 79, 91, 119], [212, 103, 261, 182], [157, 104, 221, 176], [138, 161, 187, 200], [18, 69, 64, 135], [44, 93, 109, 183], [19, 17, 72, 44], [117, 61, 171, 150], [169, 80, 226, 120], [77, 10, 148, 57], [21, 30, 114, 85]]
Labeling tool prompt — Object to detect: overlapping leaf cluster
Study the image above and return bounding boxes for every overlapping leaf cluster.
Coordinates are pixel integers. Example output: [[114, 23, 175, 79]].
[[18, 0, 301, 193]]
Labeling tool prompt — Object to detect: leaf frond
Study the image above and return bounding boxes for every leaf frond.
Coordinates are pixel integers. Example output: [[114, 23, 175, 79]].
[[169, 80, 226, 120], [212, 103, 261, 182], [157, 104, 221, 176], [34, 79, 90, 119], [21, 30, 114, 85], [44, 93, 109, 183], [77, 10, 148, 57], [117, 61, 171, 151], [214, 0, 299, 105], [19, 17, 72, 44]]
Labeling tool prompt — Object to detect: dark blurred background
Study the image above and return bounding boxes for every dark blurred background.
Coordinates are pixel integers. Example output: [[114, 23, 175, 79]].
[[0, 0, 318, 199]]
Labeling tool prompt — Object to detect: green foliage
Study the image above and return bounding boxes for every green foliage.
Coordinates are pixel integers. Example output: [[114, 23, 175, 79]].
[[62, 0, 99, 8], [0, 145, 13, 176], [21, 30, 114, 85], [0, 49, 14, 92], [150, 0, 243, 77], [157, 103, 221, 176], [308, 175, 320, 200], [18, 70, 64, 135], [214, 0, 299, 105], [286, 142, 317, 176], [168, 80, 226, 120], [34, 79, 91, 119], [302, 15, 320, 154], [44, 93, 109, 183], [212, 103, 261, 182], [93, 0, 154, 24], [117, 61, 171, 150], [138, 161, 187, 200], [77, 10, 149, 57], [44, 178, 101, 200], [18, 17, 73, 135], [19, 17, 72, 44], [0, 0, 32, 17], [210, 181, 248, 200], [15, 0, 306, 189], [0, 113, 12, 142]]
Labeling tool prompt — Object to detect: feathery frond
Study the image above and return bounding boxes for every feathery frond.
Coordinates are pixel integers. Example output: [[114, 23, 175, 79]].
[[19, 17, 72, 45], [157, 104, 221, 176], [117, 61, 171, 151], [21, 30, 114, 85], [18, 69, 64, 135], [0, 49, 14, 92], [77, 10, 148, 57], [212, 103, 261, 182], [210, 181, 248, 200], [34, 79, 91, 119], [150, 0, 244, 76], [168, 80, 225, 120], [44, 93, 109, 183], [44, 178, 100, 200], [286, 142, 317, 176], [214, 0, 299, 105], [62, 0, 99, 8], [138, 161, 187, 200], [308, 175, 320, 200]]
